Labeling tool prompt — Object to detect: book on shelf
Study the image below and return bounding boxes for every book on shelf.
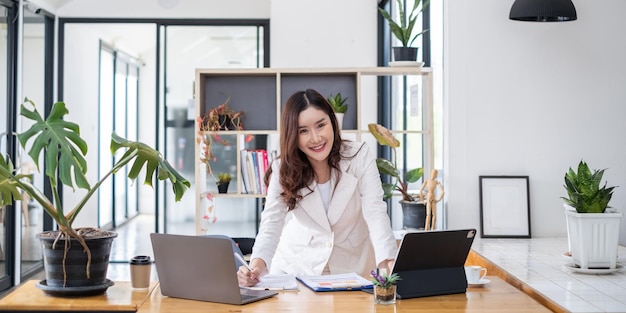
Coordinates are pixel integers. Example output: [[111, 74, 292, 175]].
[[240, 149, 269, 195], [251, 151, 261, 193], [245, 151, 257, 194], [240, 149, 251, 193], [257, 150, 268, 194]]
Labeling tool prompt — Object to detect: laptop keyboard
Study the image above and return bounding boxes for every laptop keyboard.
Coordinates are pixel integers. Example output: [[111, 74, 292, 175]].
[[241, 294, 259, 302]]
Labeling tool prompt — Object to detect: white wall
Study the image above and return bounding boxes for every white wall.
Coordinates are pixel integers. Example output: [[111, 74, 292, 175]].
[[270, 0, 378, 68], [446, 0, 626, 244]]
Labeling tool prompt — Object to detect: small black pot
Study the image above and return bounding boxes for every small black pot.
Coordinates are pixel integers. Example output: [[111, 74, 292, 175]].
[[392, 47, 419, 62], [217, 181, 230, 193], [217, 115, 232, 130], [400, 201, 427, 230]]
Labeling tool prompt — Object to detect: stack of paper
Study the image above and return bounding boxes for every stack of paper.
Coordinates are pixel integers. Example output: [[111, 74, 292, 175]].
[[243, 274, 299, 291]]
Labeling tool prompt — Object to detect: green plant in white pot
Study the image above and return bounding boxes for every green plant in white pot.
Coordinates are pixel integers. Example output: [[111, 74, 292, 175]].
[[0, 99, 191, 296], [378, 0, 430, 62], [561, 160, 621, 271], [327, 93, 348, 129]]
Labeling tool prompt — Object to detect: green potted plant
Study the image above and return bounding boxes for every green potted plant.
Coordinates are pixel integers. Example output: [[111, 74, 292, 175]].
[[327, 93, 348, 129], [0, 99, 190, 296], [197, 95, 245, 186], [217, 172, 232, 194], [368, 123, 425, 229], [370, 269, 401, 305], [561, 160, 622, 271], [378, 0, 430, 62]]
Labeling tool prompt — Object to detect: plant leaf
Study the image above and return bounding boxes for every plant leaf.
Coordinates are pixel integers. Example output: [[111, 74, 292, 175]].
[[17, 99, 90, 191], [404, 167, 424, 183], [0, 154, 24, 206], [110, 133, 191, 201], [381, 183, 396, 199], [379, 0, 430, 47], [376, 158, 399, 178], [368, 124, 400, 148]]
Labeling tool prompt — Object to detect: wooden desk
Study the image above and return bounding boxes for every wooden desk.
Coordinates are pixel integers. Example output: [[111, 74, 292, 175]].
[[0, 281, 157, 312], [139, 276, 551, 313]]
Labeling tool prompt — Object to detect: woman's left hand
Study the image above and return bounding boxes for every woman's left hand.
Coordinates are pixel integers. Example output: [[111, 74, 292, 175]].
[[378, 259, 395, 274]]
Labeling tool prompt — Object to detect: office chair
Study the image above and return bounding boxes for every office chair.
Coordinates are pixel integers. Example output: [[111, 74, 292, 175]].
[[232, 237, 255, 256]]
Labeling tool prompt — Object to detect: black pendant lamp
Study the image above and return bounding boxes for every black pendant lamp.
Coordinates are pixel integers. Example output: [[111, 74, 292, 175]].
[[509, 0, 577, 22]]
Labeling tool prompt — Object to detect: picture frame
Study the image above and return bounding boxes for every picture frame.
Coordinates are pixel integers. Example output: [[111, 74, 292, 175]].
[[479, 176, 531, 238]]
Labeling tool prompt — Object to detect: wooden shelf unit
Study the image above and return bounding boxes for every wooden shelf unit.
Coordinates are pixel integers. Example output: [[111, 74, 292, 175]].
[[194, 67, 433, 235]]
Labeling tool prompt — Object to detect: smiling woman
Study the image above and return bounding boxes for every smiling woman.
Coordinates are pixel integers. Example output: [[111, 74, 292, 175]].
[[236, 88, 398, 287]]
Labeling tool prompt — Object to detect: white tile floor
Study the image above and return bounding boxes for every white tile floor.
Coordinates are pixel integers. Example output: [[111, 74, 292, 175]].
[[472, 237, 626, 313]]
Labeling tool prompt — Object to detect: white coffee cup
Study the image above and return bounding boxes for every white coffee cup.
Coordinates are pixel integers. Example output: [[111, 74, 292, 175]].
[[464, 265, 487, 284]]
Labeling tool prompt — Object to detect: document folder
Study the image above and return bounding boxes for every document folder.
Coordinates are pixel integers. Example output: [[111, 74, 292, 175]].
[[297, 273, 373, 292]]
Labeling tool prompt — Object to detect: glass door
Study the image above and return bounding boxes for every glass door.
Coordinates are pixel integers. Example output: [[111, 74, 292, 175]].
[[161, 25, 266, 235], [0, 3, 12, 291], [19, 6, 47, 279], [98, 45, 114, 228], [60, 21, 267, 263], [113, 58, 128, 226]]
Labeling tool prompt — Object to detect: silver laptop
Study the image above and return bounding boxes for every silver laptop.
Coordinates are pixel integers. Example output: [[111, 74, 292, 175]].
[[150, 233, 278, 305]]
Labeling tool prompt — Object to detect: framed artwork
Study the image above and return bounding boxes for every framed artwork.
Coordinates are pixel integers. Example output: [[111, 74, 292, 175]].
[[479, 176, 531, 238]]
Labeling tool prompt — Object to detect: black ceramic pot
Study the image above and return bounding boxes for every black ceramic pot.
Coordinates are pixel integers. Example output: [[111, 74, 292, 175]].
[[36, 229, 117, 297], [217, 181, 230, 193], [400, 201, 427, 230], [392, 47, 419, 62]]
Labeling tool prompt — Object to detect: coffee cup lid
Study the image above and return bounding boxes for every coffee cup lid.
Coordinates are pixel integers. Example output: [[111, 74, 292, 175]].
[[130, 255, 151, 265]]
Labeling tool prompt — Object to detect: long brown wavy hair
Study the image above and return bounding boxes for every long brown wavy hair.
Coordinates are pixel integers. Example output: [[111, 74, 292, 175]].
[[264, 89, 345, 211]]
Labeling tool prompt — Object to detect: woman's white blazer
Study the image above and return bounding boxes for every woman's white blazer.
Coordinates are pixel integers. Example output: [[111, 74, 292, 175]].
[[250, 141, 397, 278]]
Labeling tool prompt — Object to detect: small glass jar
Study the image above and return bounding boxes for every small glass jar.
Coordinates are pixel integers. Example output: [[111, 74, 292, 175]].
[[374, 285, 397, 305]]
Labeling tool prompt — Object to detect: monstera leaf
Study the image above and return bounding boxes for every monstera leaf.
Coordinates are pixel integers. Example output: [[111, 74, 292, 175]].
[[110, 133, 190, 202], [0, 154, 24, 206], [17, 99, 90, 191]]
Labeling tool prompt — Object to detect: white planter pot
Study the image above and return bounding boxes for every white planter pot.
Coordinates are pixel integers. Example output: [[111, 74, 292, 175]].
[[564, 204, 622, 269], [334, 113, 344, 130]]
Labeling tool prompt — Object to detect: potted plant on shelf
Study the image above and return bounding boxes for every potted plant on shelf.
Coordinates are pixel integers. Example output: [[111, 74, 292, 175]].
[[200, 95, 245, 132], [196, 95, 246, 184], [368, 124, 426, 229], [561, 160, 622, 271], [378, 0, 430, 62], [327, 93, 348, 129], [217, 172, 232, 194], [0, 99, 191, 297]]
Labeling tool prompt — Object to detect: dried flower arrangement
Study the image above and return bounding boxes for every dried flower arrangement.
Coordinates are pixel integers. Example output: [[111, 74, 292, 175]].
[[196, 95, 248, 181]]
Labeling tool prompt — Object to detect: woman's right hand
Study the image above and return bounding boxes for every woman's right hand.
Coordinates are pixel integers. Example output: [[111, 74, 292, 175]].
[[237, 258, 268, 287]]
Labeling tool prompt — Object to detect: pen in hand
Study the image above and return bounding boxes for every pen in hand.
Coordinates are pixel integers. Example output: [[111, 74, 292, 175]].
[[234, 253, 261, 281]]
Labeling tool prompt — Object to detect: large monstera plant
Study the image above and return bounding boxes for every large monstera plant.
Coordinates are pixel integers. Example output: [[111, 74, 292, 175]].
[[0, 98, 190, 286]]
